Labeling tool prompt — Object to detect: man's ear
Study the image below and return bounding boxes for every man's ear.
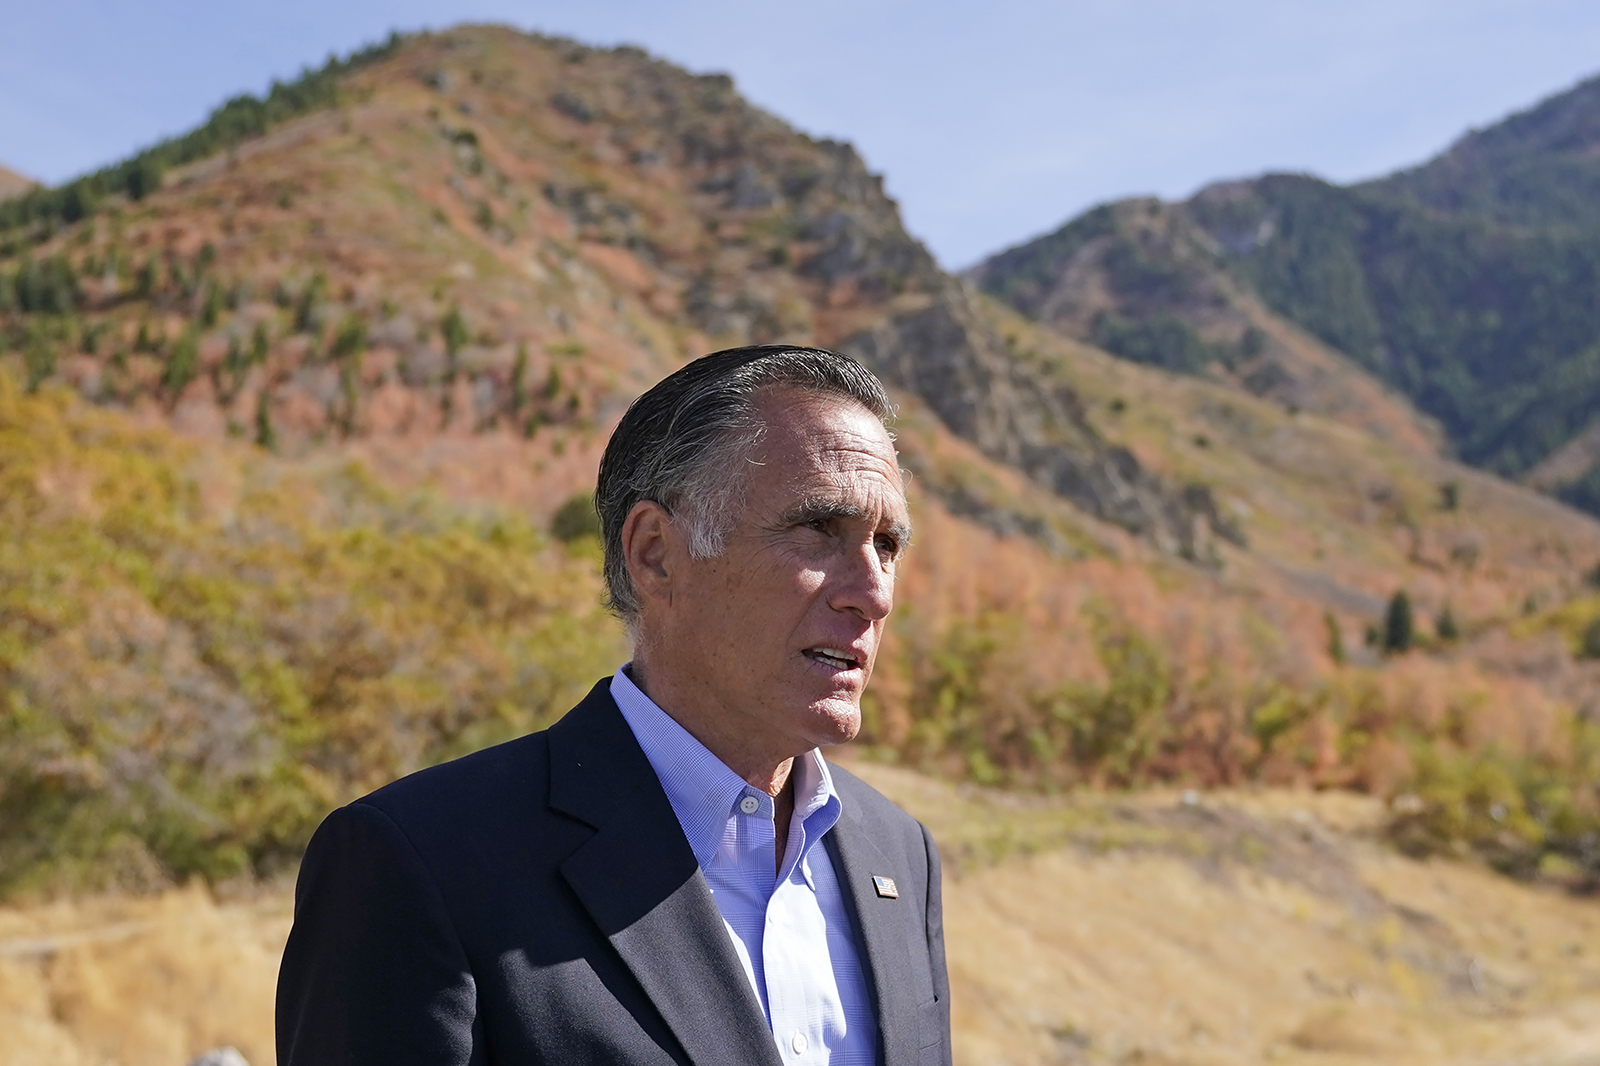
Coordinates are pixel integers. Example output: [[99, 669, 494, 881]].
[[620, 500, 679, 606]]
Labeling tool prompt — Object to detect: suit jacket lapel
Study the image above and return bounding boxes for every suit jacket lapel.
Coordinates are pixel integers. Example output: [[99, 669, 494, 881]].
[[549, 684, 782, 1066], [826, 798, 917, 1066]]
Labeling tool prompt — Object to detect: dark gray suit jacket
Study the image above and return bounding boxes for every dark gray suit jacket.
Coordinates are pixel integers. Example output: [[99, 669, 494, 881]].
[[276, 679, 952, 1066]]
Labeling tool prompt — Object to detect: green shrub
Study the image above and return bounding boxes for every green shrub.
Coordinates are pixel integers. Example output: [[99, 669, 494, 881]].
[[550, 492, 601, 542], [440, 304, 469, 361], [899, 611, 1175, 788], [1387, 733, 1600, 879], [0, 376, 624, 895], [331, 315, 368, 360], [1582, 616, 1600, 659], [1439, 481, 1460, 511], [293, 273, 326, 334]]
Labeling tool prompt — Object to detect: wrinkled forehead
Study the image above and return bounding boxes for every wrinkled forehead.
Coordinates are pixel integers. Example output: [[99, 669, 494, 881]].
[[750, 388, 903, 481], [744, 389, 910, 538]]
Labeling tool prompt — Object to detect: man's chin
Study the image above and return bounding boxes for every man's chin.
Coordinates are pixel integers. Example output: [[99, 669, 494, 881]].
[[799, 697, 863, 749]]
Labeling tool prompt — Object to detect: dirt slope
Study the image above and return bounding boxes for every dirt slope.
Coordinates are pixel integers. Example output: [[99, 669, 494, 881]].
[[0, 163, 34, 202]]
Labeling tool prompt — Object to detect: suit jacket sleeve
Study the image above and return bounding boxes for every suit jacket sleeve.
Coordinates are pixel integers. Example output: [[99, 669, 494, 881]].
[[923, 821, 953, 1066], [276, 801, 482, 1066]]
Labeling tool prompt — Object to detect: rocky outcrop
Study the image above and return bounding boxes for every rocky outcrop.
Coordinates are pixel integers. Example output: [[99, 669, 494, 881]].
[[503, 36, 1232, 557], [842, 273, 1231, 560]]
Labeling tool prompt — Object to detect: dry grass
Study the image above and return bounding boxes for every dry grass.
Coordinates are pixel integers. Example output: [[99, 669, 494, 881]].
[[0, 885, 289, 1066], [853, 762, 1600, 1066], [5, 765, 1600, 1066]]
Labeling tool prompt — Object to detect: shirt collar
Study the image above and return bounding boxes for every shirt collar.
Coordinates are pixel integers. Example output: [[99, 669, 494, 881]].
[[609, 666, 841, 869]]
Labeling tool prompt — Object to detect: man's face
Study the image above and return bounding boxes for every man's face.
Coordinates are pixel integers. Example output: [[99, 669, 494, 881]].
[[655, 388, 910, 757]]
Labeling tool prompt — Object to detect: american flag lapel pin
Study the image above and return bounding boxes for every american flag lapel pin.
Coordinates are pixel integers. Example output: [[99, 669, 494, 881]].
[[871, 875, 899, 899]]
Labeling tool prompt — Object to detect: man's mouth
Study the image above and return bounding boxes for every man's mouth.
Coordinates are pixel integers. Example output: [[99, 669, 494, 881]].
[[804, 647, 861, 670]]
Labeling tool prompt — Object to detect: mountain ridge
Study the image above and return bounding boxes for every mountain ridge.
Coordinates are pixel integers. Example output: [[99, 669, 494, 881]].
[[974, 70, 1600, 515]]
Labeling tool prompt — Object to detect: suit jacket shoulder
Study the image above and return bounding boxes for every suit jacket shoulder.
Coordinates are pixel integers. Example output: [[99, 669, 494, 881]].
[[278, 680, 782, 1066], [828, 762, 933, 857]]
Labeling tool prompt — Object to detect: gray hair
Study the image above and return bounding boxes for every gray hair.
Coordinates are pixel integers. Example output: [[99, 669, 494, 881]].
[[595, 344, 892, 624]]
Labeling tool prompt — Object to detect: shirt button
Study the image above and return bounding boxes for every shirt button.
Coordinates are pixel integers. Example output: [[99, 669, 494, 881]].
[[739, 796, 760, 815], [791, 1031, 808, 1054]]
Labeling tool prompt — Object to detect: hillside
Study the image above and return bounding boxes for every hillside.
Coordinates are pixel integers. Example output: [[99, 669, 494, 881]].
[[3, 24, 1600, 899], [0, 164, 34, 203], [964, 195, 1444, 454], [0, 25, 1208, 554], [972, 70, 1600, 513]]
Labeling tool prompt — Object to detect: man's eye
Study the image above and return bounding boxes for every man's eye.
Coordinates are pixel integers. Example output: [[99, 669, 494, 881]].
[[805, 517, 831, 533], [875, 534, 899, 557]]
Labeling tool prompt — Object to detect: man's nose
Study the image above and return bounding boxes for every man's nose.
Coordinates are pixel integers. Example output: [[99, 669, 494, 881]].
[[830, 539, 895, 620]]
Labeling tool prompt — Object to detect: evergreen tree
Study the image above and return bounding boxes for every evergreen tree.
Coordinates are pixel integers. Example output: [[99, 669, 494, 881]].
[[221, 335, 246, 399], [1439, 481, 1461, 511], [23, 335, 55, 393], [1383, 590, 1414, 654], [337, 361, 359, 436], [1583, 617, 1600, 660], [254, 388, 277, 450], [249, 322, 270, 365], [294, 274, 326, 334], [440, 305, 468, 367], [510, 341, 529, 417], [1435, 604, 1460, 642], [1323, 610, 1345, 664], [200, 280, 224, 327], [136, 259, 159, 300], [331, 316, 367, 360], [162, 329, 200, 396], [14, 256, 81, 314], [126, 157, 164, 200]]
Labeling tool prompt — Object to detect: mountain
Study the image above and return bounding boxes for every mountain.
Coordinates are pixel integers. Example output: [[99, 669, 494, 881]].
[[964, 194, 1445, 454], [0, 27, 1209, 557], [2, 26, 1599, 894], [0, 163, 35, 202], [972, 72, 1600, 516]]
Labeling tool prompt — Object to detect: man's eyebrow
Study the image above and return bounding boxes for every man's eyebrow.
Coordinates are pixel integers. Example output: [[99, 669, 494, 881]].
[[778, 495, 856, 522], [775, 496, 914, 548]]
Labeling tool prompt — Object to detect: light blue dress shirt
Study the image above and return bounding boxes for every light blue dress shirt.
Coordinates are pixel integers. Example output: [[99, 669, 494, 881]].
[[610, 668, 878, 1065]]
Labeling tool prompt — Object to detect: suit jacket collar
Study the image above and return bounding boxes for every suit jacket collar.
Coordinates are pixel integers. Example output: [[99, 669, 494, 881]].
[[548, 681, 784, 1066], [825, 784, 918, 1066]]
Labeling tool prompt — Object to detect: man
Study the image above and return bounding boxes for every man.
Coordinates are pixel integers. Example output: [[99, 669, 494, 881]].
[[276, 345, 951, 1066]]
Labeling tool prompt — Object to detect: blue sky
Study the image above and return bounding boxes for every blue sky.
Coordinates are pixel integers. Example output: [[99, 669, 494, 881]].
[[6, 1, 1600, 267]]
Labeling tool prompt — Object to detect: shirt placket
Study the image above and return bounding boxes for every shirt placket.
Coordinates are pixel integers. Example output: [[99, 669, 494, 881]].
[[724, 787, 778, 1017], [764, 810, 832, 1063]]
